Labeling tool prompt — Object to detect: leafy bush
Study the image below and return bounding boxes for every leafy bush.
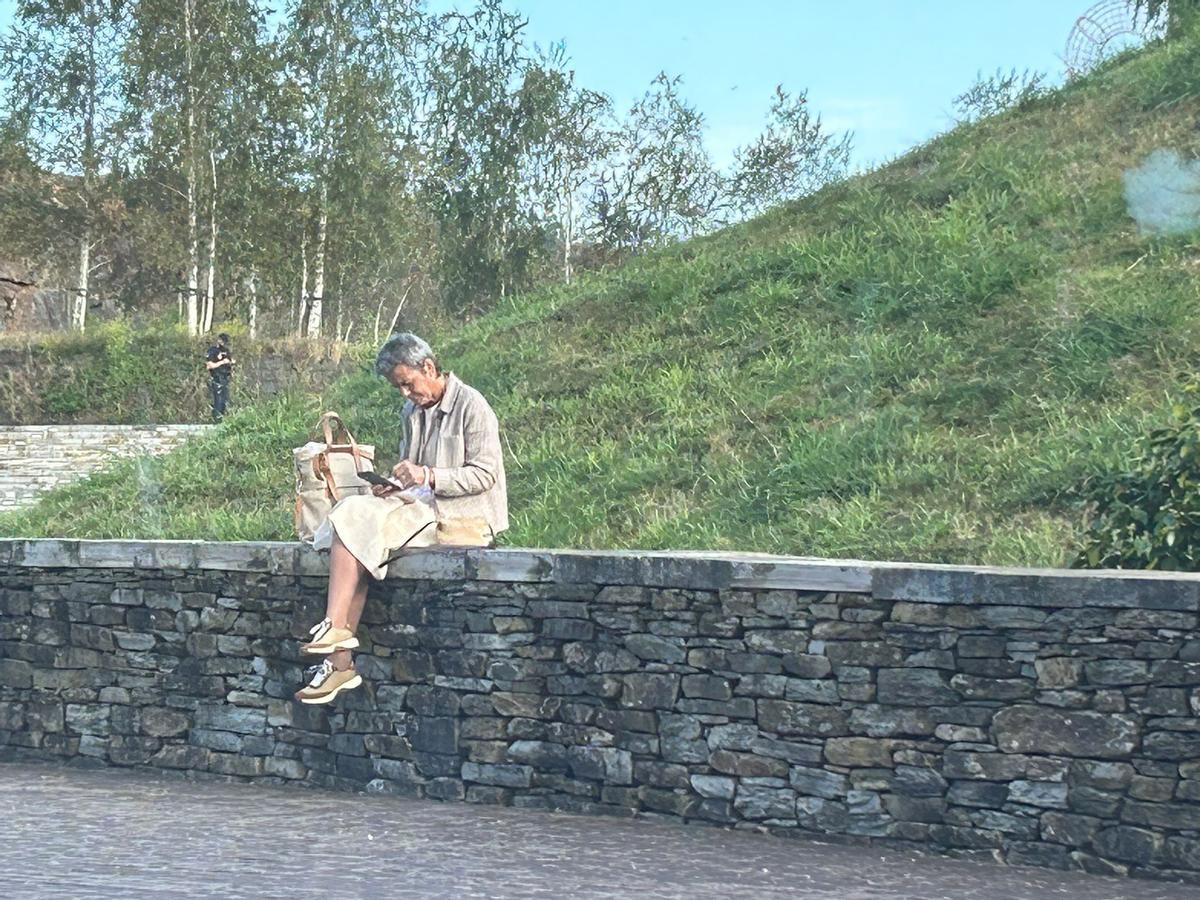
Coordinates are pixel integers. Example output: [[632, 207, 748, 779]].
[[1076, 384, 1200, 570]]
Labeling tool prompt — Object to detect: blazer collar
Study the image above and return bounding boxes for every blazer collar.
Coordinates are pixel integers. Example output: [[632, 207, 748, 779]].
[[435, 372, 461, 416]]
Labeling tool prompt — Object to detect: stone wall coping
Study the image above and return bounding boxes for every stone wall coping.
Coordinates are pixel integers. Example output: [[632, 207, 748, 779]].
[[2, 538, 1199, 609]]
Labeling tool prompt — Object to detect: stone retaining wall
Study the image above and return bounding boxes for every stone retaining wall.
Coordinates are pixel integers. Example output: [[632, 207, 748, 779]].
[[1, 539, 1199, 883], [0, 425, 211, 510]]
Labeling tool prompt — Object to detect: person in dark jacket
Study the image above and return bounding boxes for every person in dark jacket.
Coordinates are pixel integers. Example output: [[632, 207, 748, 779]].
[[204, 333, 235, 422]]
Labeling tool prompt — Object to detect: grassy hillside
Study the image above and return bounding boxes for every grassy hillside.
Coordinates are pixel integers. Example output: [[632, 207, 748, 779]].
[[5, 35, 1200, 565]]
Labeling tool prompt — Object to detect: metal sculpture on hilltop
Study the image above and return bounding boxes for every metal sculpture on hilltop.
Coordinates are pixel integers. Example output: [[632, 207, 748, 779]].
[[1066, 0, 1169, 75]]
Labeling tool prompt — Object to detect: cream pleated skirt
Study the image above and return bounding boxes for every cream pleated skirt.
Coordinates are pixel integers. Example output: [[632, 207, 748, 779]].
[[313, 493, 438, 580]]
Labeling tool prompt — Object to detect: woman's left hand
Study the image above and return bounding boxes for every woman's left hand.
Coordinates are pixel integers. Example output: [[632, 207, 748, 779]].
[[390, 460, 428, 489]]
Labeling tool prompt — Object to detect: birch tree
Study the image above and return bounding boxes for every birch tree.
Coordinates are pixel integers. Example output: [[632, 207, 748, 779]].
[[284, 0, 420, 339], [0, 1, 131, 331], [126, 0, 269, 335], [520, 44, 611, 284]]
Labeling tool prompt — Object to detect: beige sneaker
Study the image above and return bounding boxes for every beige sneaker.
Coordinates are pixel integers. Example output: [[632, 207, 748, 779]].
[[294, 660, 362, 705], [300, 617, 359, 654]]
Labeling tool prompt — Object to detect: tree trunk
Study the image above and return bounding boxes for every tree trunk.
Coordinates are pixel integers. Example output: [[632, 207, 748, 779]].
[[183, 0, 200, 337], [247, 268, 258, 339], [563, 186, 573, 285], [333, 266, 344, 341], [203, 146, 217, 333], [386, 281, 412, 338], [75, 0, 98, 333], [186, 166, 200, 336], [306, 183, 327, 338], [373, 290, 386, 344], [73, 230, 90, 331], [298, 229, 308, 337]]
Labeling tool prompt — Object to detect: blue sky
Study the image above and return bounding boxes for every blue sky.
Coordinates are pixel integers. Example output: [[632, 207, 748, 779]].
[[511, 0, 1085, 169], [0, 0, 1089, 169]]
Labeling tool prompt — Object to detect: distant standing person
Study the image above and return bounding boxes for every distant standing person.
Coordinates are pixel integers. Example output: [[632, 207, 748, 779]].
[[204, 332, 235, 422]]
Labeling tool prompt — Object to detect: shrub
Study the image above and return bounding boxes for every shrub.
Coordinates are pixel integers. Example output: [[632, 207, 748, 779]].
[[1076, 383, 1200, 569], [953, 68, 1047, 123]]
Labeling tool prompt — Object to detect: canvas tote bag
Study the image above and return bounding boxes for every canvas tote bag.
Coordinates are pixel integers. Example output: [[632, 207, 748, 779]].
[[294, 411, 375, 541]]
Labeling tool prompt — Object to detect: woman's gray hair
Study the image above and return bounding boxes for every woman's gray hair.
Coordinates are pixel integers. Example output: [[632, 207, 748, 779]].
[[374, 332, 438, 376]]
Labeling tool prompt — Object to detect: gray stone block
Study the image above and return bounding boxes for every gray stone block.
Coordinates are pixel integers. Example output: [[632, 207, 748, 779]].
[[462, 762, 533, 788], [620, 673, 679, 710], [877, 669, 959, 706], [1093, 826, 1162, 865], [682, 674, 732, 701], [1008, 780, 1068, 808], [758, 701, 847, 738], [690, 774, 736, 800], [734, 784, 795, 820], [624, 634, 685, 664], [789, 766, 847, 799], [993, 706, 1138, 758]]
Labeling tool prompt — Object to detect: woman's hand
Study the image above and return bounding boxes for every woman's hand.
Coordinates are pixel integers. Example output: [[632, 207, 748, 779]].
[[371, 483, 398, 498], [391, 460, 428, 489]]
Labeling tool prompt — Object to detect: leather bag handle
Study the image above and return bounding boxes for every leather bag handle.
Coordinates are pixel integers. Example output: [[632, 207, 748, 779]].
[[316, 410, 367, 473]]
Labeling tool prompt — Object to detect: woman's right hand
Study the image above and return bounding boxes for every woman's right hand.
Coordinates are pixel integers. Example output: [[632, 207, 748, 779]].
[[371, 483, 398, 498]]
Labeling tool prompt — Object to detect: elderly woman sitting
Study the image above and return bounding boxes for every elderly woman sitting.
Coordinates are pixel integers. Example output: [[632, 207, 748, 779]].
[[295, 332, 508, 704]]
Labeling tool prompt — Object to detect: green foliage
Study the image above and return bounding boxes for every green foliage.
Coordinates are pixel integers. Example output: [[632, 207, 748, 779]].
[[952, 68, 1047, 123], [1076, 383, 1200, 570], [728, 86, 852, 218]]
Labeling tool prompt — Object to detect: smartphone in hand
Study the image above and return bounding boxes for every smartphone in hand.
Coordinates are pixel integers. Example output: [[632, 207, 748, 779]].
[[357, 470, 403, 490]]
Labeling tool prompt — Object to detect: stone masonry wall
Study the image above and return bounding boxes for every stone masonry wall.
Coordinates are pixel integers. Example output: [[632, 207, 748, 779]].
[[0, 425, 211, 510], [1, 540, 1199, 884]]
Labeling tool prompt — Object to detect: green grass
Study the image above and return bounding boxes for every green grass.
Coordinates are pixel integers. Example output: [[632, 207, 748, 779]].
[[6, 31, 1200, 565]]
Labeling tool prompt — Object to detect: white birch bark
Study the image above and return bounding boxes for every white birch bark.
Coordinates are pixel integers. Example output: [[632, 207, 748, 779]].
[[186, 166, 199, 336], [334, 266, 342, 341], [298, 229, 308, 336], [183, 0, 200, 337], [73, 230, 90, 331], [247, 268, 258, 339], [73, 0, 97, 332], [203, 146, 217, 333], [563, 186, 573, 285], [306, 183, 327, 338]]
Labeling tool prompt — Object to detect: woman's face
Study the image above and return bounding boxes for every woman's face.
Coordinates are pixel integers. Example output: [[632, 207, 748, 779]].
[[386, 359, 443, 407]]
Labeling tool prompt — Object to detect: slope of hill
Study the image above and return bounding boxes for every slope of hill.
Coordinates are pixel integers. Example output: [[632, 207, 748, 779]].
[[4, 34, 1200, 565]]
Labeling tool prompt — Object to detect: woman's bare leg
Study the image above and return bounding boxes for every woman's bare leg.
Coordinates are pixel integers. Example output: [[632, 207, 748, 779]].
[[326, 532, 369, 671]]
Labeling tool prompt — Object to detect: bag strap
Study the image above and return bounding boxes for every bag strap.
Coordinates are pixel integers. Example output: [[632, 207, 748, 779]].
[[396, 519, 437, 551], [317, 411, 356, 447], [312, 454, 341, 503], [317, 411, 367, 472]]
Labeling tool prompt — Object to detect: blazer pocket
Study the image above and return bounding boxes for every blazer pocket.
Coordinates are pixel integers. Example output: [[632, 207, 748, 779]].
[[438, 435, 465, 467]]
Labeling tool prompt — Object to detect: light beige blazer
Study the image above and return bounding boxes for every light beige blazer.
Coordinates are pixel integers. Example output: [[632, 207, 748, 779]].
[[399, 373, 509, 535]]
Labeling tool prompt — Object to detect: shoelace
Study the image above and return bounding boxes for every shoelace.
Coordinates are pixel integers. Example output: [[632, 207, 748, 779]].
[[308, 617, 332, 639], [305, 659, 333, 688]]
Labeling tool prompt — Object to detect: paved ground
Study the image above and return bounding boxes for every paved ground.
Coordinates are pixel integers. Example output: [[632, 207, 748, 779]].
[[1, 763, 1198, 899]]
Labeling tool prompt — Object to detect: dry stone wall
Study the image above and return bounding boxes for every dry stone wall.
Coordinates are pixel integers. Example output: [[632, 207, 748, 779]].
[[1, 539, 1199, 884], [0, 425, 211, 510]]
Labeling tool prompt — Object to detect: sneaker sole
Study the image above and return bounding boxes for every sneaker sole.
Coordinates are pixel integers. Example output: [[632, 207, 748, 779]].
[[300, 637, 360, 655], [298, 674, 363, 705]]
